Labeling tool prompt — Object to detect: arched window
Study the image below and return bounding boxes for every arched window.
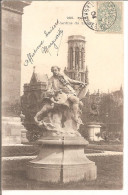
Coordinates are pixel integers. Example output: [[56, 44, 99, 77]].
[[75, 47, 79, 70], [81, 48, 84, 69], [69, 47, 73, 69]]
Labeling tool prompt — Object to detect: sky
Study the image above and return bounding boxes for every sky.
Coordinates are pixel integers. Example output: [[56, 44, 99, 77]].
[[21, 1, 124, 95]]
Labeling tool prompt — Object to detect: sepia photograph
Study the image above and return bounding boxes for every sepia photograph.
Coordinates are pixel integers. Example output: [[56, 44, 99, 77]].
[[1, 0, 126, 192]]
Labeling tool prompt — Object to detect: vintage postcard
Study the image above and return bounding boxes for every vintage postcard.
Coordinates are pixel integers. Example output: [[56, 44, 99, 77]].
[[1, 0, 127, 193]]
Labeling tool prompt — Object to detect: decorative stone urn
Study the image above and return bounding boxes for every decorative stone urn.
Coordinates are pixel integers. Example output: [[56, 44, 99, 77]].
[[86, 122, 102, 142]]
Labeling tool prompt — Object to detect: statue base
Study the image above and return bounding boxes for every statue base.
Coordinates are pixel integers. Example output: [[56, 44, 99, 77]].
[[86, 123, 102, 142], [27, 135, 97, 183]]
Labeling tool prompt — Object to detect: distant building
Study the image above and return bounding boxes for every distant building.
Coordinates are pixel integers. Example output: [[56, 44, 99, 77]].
[[21, 68, 48, 126], [64, 35, 88, 84]]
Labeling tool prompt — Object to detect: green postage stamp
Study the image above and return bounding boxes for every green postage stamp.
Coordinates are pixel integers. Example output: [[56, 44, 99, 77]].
[[82, 1, 123, 33]]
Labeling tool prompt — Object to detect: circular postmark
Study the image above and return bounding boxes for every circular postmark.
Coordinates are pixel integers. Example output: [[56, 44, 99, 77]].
[[82, 1, 117, 31]]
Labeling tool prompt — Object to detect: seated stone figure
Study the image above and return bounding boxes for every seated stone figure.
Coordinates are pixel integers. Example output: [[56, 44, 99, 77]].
[[34, 66, 88, 136]]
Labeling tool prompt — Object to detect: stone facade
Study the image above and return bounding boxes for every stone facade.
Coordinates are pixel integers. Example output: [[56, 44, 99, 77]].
[[2, 1, 32, 145], [2, 0, 31, 116]]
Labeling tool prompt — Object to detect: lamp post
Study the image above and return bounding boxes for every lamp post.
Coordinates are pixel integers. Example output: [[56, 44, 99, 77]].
[[105, 112, 109, 141]]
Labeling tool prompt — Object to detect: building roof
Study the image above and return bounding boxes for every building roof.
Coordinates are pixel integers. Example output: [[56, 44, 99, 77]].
[[68, 35, 85, 42], [112, 87, 123, 98], [30, 72, 48, 84]]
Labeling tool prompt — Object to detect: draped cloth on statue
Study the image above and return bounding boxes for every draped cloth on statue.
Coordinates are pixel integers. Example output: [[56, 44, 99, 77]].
[[77, 85, 88, 100]]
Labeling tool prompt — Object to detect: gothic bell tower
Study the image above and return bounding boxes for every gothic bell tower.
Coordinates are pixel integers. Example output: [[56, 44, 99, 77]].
[[65, 35, 88, 84]]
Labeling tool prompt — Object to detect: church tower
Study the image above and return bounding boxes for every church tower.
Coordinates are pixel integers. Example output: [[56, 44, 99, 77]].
[[65, 35, 88, 84]]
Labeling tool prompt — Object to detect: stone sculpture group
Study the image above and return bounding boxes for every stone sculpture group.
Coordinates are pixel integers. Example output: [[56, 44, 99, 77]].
[[34, 66, 88, 137], [27, 66, 97, 183]]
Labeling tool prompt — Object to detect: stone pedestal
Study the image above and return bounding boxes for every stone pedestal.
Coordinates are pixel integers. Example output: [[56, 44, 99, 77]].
[[2, 117, 28, 145], [27, 136, 97, 183], [21, 129, 28, 144], [2, 117, 21, 145], [87, 124, 101, 142]]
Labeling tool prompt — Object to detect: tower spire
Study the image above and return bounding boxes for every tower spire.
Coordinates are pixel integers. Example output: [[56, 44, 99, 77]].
[[85, 66, 89, 84], [66, 35, 86, 82], [33, 66, 36, 73]]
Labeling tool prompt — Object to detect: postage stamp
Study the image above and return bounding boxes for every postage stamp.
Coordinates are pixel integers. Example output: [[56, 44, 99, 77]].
[[82, 1, 123, 33]]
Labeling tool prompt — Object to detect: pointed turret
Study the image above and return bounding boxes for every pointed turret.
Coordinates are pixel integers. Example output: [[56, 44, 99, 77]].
[[85, 66, 89, 84], [120, 85, 123, 94], [97, 89, 100, 96]]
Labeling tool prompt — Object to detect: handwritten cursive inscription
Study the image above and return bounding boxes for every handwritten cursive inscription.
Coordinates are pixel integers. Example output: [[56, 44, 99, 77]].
[[44, 19, 59, 37], [24, 20, 63, 66], [24, 40, 44, 66], [41, 28, 63, 56]]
